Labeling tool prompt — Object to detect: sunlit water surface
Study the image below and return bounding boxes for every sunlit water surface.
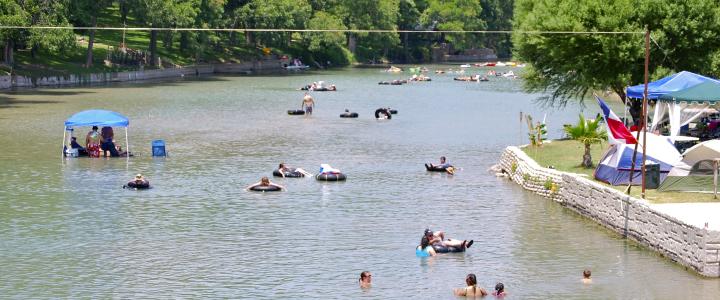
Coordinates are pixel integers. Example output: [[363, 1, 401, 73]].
[[0, 67, 718, 298]]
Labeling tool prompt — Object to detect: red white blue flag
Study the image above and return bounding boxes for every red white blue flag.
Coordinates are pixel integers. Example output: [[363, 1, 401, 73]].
[[596, 96, 637, 145]]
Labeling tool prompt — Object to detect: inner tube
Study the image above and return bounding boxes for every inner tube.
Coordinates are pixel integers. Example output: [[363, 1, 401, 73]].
[[432, 244, 465, 253], [287, 109, 305, 115], [378, 81, 390, 85], [272, 169, 305, 178], [389, 109, 398, 114], [425, 164, 451, 172], [249, 185, 282, 192], [375, 108, 392, 119], [316, 173, 346, 181], [340, 112, 359, 118], [125, 181, 150, 189]]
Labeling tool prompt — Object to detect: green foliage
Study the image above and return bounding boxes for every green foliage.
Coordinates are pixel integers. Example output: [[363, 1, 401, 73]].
[[510, 162, 517, 173], [543, 178, 554, 190], [513, 0, 720, 112], [563, 114, 607, 168], [421, 0, 485, 50], [525, 114, 547, 147], [235, 0, 311, 47]]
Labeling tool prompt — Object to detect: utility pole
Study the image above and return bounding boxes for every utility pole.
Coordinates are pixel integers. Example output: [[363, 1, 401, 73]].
[[626, 26, 650, 198]]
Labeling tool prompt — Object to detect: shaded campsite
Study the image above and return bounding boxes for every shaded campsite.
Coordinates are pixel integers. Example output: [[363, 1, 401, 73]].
[[522, 140, 720, 203]]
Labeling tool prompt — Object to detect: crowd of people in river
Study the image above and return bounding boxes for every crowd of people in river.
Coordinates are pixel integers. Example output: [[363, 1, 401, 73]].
[[65, 125, 129, 158]]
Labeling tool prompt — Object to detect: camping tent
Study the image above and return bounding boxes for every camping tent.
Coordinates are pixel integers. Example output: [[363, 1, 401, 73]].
[[650, 81, 720, 136], [62, 109, 130, 159], [627, 71, 720, 99], [658, 140, 720, 192], [658, 160, 717, 192], [594, 132, 682, 185]]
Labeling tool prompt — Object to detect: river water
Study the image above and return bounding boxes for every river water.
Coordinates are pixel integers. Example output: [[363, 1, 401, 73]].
[[0, 67, 718, 299]]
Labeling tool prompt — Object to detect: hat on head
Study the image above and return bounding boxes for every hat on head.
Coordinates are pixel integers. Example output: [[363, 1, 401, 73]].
[[424, 229, 433, 236]]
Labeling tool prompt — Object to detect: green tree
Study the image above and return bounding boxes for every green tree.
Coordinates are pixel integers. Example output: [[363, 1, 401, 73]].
[[333, 0, 400, 60], [133, 0, 198, 67], [71, 0, 111, 67], [421, 0, 485, 50], [564, 114, 607, 168], [235, 0, 311, 48], [513, 0, 720, 123], [302, 11, 350, 64], [0, 0, 27, 65]]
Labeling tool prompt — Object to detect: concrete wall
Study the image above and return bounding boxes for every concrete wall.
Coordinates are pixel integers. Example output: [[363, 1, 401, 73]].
[[498, 146, 720, 277], [0, 60, 284, 90]]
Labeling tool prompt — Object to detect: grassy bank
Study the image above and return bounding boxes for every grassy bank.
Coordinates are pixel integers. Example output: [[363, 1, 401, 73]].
[[523, 140, 720, 204]]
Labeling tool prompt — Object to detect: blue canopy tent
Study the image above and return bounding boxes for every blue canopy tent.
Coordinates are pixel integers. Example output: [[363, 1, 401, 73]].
[[63, 109, 130, 159], [626, 71, 720, 99]]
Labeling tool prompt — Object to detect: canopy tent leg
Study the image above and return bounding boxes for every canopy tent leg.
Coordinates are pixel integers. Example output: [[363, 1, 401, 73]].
[[61, 127, 67, 162], [714, 159, 719, 199], [125, 127, 129, 165]]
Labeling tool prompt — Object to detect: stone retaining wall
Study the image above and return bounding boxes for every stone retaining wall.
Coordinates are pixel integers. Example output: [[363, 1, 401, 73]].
[[498, 146, 720, 277], [0, 60, 284, 90]]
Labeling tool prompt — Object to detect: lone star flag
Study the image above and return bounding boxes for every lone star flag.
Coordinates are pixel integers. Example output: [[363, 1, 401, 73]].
[[596, 96, 637, 144]]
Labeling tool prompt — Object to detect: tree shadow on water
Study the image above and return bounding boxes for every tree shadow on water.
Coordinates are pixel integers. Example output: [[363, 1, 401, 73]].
[[0, 94, 63, 109]]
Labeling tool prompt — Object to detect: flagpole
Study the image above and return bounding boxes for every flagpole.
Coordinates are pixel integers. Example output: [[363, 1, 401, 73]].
[[626, 26, 650, 196], [641, 26, 650, 199]]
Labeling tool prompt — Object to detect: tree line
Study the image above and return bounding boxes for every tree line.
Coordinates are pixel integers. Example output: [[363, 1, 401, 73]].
[[0, 0, 514, 68]]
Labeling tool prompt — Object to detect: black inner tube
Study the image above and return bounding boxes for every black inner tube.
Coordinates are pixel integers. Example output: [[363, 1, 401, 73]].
[[316, 173, 347, 181], [425, 164, 451, 172], [272, 169, 304, 178], [340, 112, 359, 118], [432, 244, 465, 253], [249, 185, 282, 192], [125, 181, 150, 189], [287, 109, 305, 115], [375, 108, 392, 119]]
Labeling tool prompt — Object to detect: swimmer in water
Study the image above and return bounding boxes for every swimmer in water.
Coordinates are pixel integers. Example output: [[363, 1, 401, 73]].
[[246, 176, 285, 191], [359, 271, 372, 289], [582, 269, 592, 284], [453, 273, 488, 297]]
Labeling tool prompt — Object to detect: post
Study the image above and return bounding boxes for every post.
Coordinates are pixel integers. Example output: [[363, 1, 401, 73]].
[[61, 126, 67, 162], [714, 159, 719, 199], [125, 127, 130, 165], [641, 27, 650, 198], [626, 27, 650, 196]]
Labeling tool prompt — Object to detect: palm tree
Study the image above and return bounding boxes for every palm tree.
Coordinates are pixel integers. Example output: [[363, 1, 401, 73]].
[[564, 114, 607, 168]]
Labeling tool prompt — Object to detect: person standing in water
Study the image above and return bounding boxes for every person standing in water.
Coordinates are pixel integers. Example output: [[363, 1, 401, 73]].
[[453, 273, 488, 297], [301, 93, 315, 115], [582, 269, 592, 284]]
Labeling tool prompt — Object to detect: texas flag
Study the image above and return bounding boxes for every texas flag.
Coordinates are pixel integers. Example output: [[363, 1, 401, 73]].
[[596, 96, 637, 144]]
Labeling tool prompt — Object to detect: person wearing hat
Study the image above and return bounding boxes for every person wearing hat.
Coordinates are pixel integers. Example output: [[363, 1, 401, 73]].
[[423, 228, 473, 249], [124, 174, 150, 189]]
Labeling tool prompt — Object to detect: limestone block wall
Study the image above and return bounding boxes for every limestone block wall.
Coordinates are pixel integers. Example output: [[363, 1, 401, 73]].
[[497, 146, 720, 277]]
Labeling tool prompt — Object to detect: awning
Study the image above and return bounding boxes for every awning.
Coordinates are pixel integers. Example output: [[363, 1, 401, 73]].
[[64, 109, 129, 128], [626, 71, 720, 99], [658, 81, 720, 105]]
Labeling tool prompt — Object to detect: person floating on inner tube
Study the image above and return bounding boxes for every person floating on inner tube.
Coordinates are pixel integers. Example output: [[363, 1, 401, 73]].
[[426, 156, 456, 174], [318, 163, 341, 175], [124, 174, 150, 189], [278, 163, 312, 178], [302, 93, 315, 115], [416, 236, 437, 257], [423, 228, 473, 250], [246, 176, 285, 191]]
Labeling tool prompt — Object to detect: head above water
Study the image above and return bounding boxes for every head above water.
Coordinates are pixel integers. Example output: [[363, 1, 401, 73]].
[[135, 174, 144, 181], [583, 269, 591, 278], [466, 273, 477, 286], [279, 163, 285, 169], [92, 126, 98, 131], [420, 236, 430, 248], [495, 282, 504, 293], [261, 176, 270, 185], [424, 229, 433, 237], [440, 156, 446, 163], [359, 271, 371, 283]]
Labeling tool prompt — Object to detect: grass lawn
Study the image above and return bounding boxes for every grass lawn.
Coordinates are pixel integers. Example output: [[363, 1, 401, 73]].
[[522, 139, 720, 204]]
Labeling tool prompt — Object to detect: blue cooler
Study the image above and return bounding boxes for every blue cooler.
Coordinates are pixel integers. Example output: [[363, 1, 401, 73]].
[[152, 140, 166, 157]]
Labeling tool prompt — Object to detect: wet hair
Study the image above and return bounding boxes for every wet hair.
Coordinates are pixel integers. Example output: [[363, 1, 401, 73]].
[[278, 163, 285, 169], [261, 176, 270, 185], [92, 126, 98, 130], [359, 271, 371, 282], [495, 282, 504, 293], [466, 273, 477, 286], [583, 269, 591, 278], [440, 156, 446, 162], [420, 236, 430, 248]]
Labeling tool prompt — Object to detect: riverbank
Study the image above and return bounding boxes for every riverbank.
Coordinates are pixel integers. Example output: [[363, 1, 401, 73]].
[[497, 145, 720, 277], [0, 58, 287, 90]]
